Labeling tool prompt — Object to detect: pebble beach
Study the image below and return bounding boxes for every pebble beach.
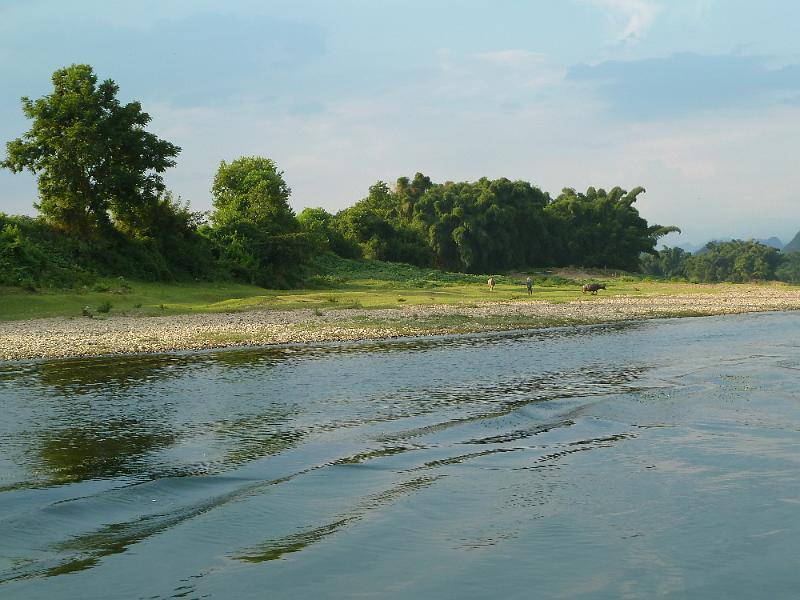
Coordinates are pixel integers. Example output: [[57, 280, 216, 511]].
[[2, 287, 800, 362]]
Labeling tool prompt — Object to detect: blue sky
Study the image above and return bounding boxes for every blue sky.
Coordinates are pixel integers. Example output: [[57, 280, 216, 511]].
[[2, 0, 800, 245]]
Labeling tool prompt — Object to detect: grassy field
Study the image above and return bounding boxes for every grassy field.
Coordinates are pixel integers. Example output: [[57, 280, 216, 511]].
[[0, 255, 789, 321]]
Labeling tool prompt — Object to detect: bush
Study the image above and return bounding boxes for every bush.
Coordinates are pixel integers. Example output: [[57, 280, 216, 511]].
[[306, 253, 485, 285], [209, 223, 317, 288], [776, 252, 800, 284], [0, 202, 224, 290], [0, 214, 95, 288]]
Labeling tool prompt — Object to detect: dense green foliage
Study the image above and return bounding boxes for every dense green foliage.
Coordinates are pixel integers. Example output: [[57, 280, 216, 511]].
[[0, 207, 215, 288], [545, 186, 680, 271], [318, 174, 677, 273], [208, 157, 316, 287], [776, 252, 800, 283], [686, 240, 781, 282], [210, 157, 295, 232], [297, 207, 360, 258], [0, 64, 219, 286], [5, 64, 795, 292], [641, 240, 787, 282], [0, 214, 93, 289], [1, 66, 318, 289], [305, 252, 487, 288], [638, 246, 690, 280], [1, 65, 180, 238]]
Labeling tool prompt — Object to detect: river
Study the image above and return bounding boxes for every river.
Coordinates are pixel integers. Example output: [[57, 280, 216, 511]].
[[1, 311, 799, 599]]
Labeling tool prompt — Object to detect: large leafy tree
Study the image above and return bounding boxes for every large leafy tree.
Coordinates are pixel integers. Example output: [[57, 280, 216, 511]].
[[327, 174, 555, 272], [210, 156, 297, 233], [640, 246, 689, 279], [298, 207, 360, 258], [544, 186, 679, 270], [209, 157, 316, 287], [406, 177, 550, 272], [1, 64, 180, 236]]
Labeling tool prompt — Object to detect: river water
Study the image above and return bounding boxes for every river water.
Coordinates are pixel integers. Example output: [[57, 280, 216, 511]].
[[1, 312, 799, 599]]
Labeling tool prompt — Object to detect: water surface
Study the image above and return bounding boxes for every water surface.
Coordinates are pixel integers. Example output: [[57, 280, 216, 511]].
[[1, 312, 799, 598]]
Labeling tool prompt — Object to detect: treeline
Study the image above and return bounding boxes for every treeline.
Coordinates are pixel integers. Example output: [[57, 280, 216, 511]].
[[9, 64, 798, 291], [641, 240, 800, 283], [299, 174, 679, 273], [0, 65, 317, 288], [0, 156, 315, 289], [0, 64, 684, 289]]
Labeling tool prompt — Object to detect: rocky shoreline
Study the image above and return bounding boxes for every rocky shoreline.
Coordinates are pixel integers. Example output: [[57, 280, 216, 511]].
[[2, 287, 800, 361]]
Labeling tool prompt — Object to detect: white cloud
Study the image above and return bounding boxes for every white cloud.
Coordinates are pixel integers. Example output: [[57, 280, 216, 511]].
[[587, 0, 661, 44], [577, 106, 800, 243], [434, 49, 567, 104]]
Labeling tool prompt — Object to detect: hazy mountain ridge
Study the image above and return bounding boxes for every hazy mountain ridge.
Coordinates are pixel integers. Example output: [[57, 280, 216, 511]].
[[671, 236, 787, 255], [783, 231, 800, 254]]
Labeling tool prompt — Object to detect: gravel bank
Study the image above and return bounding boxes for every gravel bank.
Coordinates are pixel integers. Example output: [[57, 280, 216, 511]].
[[2, 287, 800, 361]]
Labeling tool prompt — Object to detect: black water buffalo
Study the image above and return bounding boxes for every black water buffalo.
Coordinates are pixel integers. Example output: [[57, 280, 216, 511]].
[[582, 283, 606, 294]]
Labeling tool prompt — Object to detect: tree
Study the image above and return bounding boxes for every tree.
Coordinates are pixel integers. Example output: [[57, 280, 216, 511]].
[[208, 157, 316, 287], [298, 207, 335, 250], [298, 207, 361, 258], [544, 186, 679, 270], [639, 246, 688, 278], [684, 240, 780, 282], [1, 64, 180, 236], [210, 156, 297, 233], [396, 172, 433, 222], [777, 252, 800, 283]]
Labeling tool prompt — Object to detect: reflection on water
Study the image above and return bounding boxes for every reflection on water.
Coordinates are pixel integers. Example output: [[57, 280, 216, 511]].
[[34, 354, 194, 395], [38, 420, 176, 484], [0, 327, 648, 492], [1, 313, 800, 599]]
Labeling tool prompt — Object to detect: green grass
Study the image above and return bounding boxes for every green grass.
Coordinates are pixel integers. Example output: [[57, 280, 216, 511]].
[[0, 280, 272, 320], [0, 255, 794, 321]]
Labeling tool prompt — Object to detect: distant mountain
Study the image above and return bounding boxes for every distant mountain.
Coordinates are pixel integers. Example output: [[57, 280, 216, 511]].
[[784, 231, 800, 254], [757, 236, 784, 250]]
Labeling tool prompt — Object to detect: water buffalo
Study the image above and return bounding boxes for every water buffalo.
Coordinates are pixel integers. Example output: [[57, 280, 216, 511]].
[[487, 277, 496, 291], [582, 283, 606, 294]]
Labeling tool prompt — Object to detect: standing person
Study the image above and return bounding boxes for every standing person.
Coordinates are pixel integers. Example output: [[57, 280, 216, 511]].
[[526, 276, 533, 295]]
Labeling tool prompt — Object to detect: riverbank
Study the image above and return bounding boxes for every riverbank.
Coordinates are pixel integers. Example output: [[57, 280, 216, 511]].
[[2, 286, 800, 361]]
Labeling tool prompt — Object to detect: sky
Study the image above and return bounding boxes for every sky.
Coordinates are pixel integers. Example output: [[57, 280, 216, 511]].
[[2, 0, 800, 247]]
